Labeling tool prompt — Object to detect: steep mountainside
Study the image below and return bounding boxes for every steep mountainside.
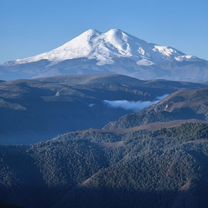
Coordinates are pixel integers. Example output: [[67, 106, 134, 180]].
[[0, 120, 208, 208]]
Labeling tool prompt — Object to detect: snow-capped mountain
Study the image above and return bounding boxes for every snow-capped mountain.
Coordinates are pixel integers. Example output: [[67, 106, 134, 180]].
[[1, 29, 208, 82], [13, 29, 192, 65]]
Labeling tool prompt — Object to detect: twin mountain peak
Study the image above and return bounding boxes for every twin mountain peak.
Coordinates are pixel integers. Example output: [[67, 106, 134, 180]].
[[2, 29, 208, 82]]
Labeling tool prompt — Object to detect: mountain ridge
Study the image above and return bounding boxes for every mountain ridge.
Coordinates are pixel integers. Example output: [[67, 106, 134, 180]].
[[104, 87, 208, 130]]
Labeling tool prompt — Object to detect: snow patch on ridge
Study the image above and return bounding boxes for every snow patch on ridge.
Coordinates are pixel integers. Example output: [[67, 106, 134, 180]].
[[137, 59, 154, 66], [153, 45, 179, 57], [175, 55, 193, 62]]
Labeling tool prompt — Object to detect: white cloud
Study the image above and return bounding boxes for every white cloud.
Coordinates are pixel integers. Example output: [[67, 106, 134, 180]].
[[103, 94, 168, 112]]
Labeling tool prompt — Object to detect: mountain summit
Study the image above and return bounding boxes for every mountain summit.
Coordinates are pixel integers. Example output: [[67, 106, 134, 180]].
[[14, 28, 191, 65], [1, 29, 208, 81]]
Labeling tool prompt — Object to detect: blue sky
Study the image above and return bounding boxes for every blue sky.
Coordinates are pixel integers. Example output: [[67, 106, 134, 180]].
[[0, 0, 208, 63]]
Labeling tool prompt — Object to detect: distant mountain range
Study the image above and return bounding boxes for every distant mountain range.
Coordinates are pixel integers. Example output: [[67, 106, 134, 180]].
[[1, 29, 208, 82], [1, 74, 206, 145]]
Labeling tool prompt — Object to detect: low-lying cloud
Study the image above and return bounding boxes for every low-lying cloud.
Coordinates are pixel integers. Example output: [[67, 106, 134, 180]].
[[104, 94, 169, 112]]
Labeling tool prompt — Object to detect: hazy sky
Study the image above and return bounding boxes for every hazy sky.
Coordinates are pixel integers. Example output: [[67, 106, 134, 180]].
[[1, 0, 207, 63]]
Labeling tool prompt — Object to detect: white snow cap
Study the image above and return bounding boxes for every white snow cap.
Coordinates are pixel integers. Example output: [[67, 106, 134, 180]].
[[14, 29, 193, 65]]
